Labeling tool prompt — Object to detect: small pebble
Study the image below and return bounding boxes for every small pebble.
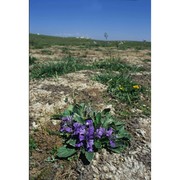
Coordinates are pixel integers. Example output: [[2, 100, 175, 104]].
[[92, 165, 99, 174], [102, 166, 109, 173], [95, 153, 100, 161], [92, 160, 98, 166]]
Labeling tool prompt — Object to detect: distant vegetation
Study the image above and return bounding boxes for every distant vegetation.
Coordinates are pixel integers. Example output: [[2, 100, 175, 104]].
[[29, 33, 151, 50], [29, 34, 93, 49]]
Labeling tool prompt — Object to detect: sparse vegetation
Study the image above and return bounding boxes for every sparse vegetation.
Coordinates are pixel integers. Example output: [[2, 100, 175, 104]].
[[30, 57, 92, 79], [29, 33, 151, 179], [30, 33, 151, 50], [94, 73, 144, 104], [93, 58, 145, 73], [30, 57, 145, 79], [29, 56, 37, 65], [29, 136, 37, 154], [41, 49, 53, 55], [143, 59, 151, 63]]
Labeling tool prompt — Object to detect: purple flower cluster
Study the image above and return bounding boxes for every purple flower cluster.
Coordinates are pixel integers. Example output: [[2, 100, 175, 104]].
[[95, 126, 116, 148], [60, 116, 116, 152], [73, 120, 94, 152], [60, 116, 73, 133]]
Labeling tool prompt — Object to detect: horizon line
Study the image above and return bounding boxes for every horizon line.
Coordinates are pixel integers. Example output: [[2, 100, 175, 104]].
[[30, 33, 151, 42]]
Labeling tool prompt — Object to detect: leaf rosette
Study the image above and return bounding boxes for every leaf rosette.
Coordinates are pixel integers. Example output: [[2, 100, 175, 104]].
[[53, 103, 130, 162]]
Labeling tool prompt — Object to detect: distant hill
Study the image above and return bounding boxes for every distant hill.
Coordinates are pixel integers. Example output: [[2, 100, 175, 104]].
[[29, 33, 151, 50]]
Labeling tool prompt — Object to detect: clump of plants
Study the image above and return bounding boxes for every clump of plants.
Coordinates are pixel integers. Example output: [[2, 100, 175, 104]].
[[52, 103, 130, 163], [115, 84, 142, 103], [95, 73, 143, 104], [30, 57, 92, 79]]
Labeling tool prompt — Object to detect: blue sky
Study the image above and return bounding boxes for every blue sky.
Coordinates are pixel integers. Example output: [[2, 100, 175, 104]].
[[30, 0, 151, 41]]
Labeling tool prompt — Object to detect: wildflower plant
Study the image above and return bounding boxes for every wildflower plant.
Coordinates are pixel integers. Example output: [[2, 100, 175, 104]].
[[54, 103, 130, 163], [116, 84, 142, 103], [95, 73, 143, 104]]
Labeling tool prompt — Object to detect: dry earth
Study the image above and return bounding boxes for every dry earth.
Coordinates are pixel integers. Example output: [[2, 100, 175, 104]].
[[30, 46, 151, 180], [29, 46, 151, 66]]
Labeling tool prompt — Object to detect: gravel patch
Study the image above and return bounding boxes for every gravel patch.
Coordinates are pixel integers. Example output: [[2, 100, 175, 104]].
[[29, 70, 107, 128]]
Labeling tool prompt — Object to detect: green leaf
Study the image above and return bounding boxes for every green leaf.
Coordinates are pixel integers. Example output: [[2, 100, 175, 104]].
[[115, 121, 125, 127], [95, 112, 101, 126], [117, 126, 128, 137], [62, 109, 71, 116], [57, 146, 76, 158], [85, 151, 94, 162], [102, 117, 114, 128], [109, 147, 124, 153], [81, 148, 85, 154], [117, 126, 125, 133], [73, 104, 84, 117], [67, 105, 74, 112], [66, 139, 76, 147], [127, 93, 131, 104], [94, 140, 102, 149], [80, 103, 85, 109], [116, 126, 130, 139], [73, 113, 84, 124]]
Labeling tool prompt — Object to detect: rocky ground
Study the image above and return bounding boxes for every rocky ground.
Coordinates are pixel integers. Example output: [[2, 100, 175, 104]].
[[29, 45, 151, 180]]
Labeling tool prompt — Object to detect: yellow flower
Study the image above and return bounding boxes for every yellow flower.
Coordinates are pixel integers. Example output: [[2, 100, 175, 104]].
[[133, 85, 140, 89], [119, 85, 124, 91]]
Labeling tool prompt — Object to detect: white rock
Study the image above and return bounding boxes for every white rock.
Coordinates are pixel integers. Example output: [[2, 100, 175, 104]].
[[95, 153, 100, 161], [32, 122, 39, 129], [92, 165, 99, 174], [102, 166, 109, 173], [51, 120, 58, 125]]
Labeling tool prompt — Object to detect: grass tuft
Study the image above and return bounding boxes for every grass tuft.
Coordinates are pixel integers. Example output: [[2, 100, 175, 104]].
[[30, 57, 145, 79], [94, 73, 144, 104], [30, 57, 92, 79], [93, 58, 145, 73]]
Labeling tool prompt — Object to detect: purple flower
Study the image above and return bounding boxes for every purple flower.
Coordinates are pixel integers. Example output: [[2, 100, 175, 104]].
[[109, 140, 116, 148], [86, 125, 94, 139], [95, 127, 106, 138], [64, 127, 73, 133], [86, 120, 94, 138], [106, 127, 113, 137], [84, 120, 95, 152], [60, 126, 73, 133], [73, 122, 81, 135], [73, 123, 86, 135], [75, 142, 83, 147], [60, 117, 96, 152], [73, 122, 81, 128], [79, 125, 86, 134], [87, 139, 94, 152], [85, 119, 93, 126], [60, 116, 73, 131], [62, 116, 73, 122], [79, 134, 85, 141]]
